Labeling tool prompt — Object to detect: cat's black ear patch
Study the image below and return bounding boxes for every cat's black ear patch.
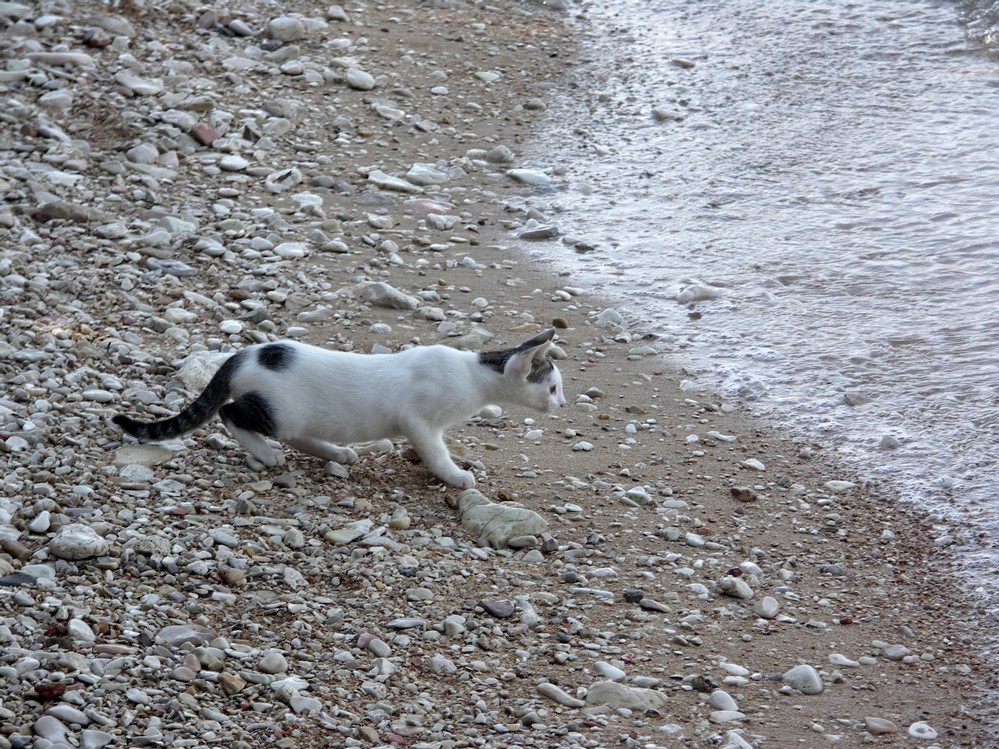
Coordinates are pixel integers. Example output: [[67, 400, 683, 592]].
[[257, 343, 296, 371]]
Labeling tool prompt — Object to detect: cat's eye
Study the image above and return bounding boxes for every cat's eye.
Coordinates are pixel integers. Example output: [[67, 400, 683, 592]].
[[549, 385, 557, 394]]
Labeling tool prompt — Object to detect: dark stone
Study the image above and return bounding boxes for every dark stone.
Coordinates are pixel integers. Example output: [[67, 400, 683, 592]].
[[0, 573, 35, 587], [479, 599, 515, 619]]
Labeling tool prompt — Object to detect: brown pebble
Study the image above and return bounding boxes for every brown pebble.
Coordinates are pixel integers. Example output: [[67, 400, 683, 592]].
[[0, 538, 32, 561], [190, 122, 220, 146], [552, 317, 568, 329]]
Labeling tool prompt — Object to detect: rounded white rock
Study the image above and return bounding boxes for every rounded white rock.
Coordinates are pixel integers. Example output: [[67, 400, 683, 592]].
[[754, 595, 780, 619], [478, 405, 503, 419], [865, 717, 898, 735], [829, 653, 860, 667], [594, 661, 626, 681], [346, 67, 375, 90], [782, 664, 823, 695], [28, 511, 51, 534], [537, 682, 585, 707], [709, 689, 739, 711], [907, 721, 938, 740], [48, 524, 109, 561]]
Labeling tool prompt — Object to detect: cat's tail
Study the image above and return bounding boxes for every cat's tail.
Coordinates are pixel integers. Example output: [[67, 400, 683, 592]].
[[112, 353, 245, 442]]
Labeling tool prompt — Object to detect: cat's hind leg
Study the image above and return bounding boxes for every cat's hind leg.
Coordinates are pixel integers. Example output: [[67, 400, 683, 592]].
[[285, 437, 357, 465], [219, 393, 285, 467], [405, 426, 475, 489]]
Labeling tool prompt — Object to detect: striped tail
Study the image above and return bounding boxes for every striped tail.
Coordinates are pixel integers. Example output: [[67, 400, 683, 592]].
[[113, 353, 244, 442]]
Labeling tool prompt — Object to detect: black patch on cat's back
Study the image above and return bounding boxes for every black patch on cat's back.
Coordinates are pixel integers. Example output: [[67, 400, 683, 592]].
[[257, 343, 296, 371], [219, 392, 277, 436]]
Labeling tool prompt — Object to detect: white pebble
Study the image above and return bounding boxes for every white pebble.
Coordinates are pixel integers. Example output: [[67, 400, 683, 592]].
[[537, 682, 585, 707], [709, 689, 738, 711], [907, 721, 938, 740], [478, 405, 502, 419], [594, 661, 626, 681], [829, 653, 860, 667], [782, 664, 823, 695]]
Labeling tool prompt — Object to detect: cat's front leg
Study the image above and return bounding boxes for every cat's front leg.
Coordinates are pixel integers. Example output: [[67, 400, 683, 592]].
[[406, 428, 475, 489]]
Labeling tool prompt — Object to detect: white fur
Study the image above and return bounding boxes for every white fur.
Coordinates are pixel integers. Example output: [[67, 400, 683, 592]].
[[225, 336, 566, 488]]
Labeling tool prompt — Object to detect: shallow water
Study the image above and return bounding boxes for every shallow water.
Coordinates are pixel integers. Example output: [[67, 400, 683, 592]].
[[529, 0, 999, 610]]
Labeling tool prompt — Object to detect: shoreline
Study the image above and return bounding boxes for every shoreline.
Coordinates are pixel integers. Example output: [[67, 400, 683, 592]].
[[0, 1, 995, 747]]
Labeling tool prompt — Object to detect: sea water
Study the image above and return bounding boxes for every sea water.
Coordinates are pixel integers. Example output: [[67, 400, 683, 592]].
[[525, 0, 999, 614]]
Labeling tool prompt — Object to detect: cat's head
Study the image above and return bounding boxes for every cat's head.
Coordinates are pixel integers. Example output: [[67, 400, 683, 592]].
[[480, 329, 567, 413]]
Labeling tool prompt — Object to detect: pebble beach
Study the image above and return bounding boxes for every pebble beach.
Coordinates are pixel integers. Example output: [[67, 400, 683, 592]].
[[0, 1, 996, 748]]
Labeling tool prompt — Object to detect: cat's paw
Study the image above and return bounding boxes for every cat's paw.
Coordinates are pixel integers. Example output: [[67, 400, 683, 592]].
[[247, 447, 284, 468], [444, 469, 476, 489], [332, 447, 358, 465]]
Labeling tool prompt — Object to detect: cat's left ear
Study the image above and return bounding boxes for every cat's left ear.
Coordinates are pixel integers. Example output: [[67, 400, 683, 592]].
[[504, 329, 556, 380]]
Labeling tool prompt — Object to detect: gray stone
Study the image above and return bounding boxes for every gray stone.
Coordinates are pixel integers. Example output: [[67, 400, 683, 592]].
[[176, 351, 233, 391], [754, 596, 780, 619], [537, 682, 585, 707], [268, 16, 306, 41], [81, 729, 115, 749], [346, 67, 375, 90], [718, 575, 754, 600], [585, 680, 669, 711], [113, 71, 164, 96], [782, 664, 823, 695], [479, 599, 515, 618], [33, 716, 68, 743], [506, 168, 551, 186], [883, 644, 911, 661], [405, 164, 449, 186], [367, 169, 421, 193], [48, 524, 109, 560], [458, 489, 548, 548], [259, 651, 288, 674], [486, 145, 515, 163], [157, 624, 219, 647], [865, 717, 898, 735], [358, 281, 420, 310], [45, 704, 90, 725], [112, 445, 177, 468], [126, 143, 159, 164]]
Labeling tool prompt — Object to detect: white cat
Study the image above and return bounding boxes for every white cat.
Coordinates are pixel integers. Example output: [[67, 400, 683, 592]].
[[113, 329, 566, 488]]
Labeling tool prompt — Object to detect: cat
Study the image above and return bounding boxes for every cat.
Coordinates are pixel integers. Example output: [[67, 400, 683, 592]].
[[113, 329, 567, 488]]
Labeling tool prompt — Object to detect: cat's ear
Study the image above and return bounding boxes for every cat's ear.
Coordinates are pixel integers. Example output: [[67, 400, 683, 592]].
[[503, 329, 556, 380], [520, 328, 556, 351]]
